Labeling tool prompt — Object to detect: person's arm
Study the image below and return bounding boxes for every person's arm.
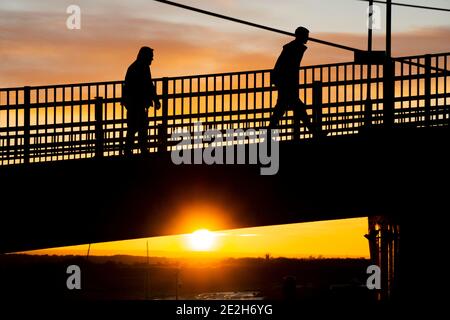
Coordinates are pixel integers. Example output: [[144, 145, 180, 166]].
[[151, 81, 161, 110]]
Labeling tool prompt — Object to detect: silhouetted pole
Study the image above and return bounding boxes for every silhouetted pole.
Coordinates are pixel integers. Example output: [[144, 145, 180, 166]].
[[386, 0, 392, 59], [153, 0, 359, 53], [424, 55, 431, 127], [23, 86, 30, 164], [312, 81, 323, 139], [368, 0, 374, 52], [365, 0, 374, 127], [145, 240, 150, 300], [383, 0, 395, 128], [175, 267, 179, 300], [94, 97, 104, 158], [159, 77, 169, 152]]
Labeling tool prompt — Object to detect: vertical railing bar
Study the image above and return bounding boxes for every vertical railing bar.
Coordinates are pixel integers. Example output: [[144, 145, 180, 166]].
[[400, 61, 404, 123], [359, 64, 363, 129], [23, 86, 30, 164], [45, 88, 48, 161], [182, 78, 185, 126], [15, 89, 19, 159], [79, 85, 82, 151], [445, 55, 448, 125], [424, 54, 431, 127], [254, 72, 257, 132], [53, 87, 56, 159], [229, 75, 233, 132], [408, 59, 412, 123], [237, 74, 241, 130], [70, 85, 74, 157], [434, 56, 438, 123], [95, 96, 103, 158], [205, 76, 209, 130], [6, 90, 10, 162], [189, 78, 192, 128], [213, 76, 216, 128], [344, 65, 348, 131], [269, 72, 273, 129], [336, 66, 339, 134], [352, 64, 356, 127], [113, 83, 116, 155], [261, 72, 265, 131], [416, 58, 420, 125], [328, 67, 331, 133]]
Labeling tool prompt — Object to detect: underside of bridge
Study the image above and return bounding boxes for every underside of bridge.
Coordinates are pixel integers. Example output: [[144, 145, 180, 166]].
[[1, 126, 448, 253]]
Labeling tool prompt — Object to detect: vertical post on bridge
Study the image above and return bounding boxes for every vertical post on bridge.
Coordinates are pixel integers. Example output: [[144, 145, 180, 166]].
[[312, 81, 323, 139], [383, 59, 395, 128], [23, 86, 31, 164], [424, 54, 431, 127], [383, 0, 395, 129], [159, 77, 169, 153], [365, 0, 374, 128], [95, 96, 104, 158]]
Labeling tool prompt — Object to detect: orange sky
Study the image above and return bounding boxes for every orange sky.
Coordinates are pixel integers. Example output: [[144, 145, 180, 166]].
[[1, 1, 449, 87], [21, 218, 370, 258]]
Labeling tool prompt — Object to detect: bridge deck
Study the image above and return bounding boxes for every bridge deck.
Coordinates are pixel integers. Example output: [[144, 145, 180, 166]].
[[1, 126, 449, 253]]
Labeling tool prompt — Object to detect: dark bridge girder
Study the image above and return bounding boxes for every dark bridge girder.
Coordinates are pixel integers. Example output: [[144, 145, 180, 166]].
[[0, 126, 449, 253]]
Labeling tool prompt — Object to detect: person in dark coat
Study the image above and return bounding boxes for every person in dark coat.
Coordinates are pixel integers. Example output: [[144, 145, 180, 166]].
[[270, 27, 322, 136], [122, 46, 161, 156]]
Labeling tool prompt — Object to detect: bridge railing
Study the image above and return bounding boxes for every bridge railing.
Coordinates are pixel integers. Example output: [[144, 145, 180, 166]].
[[0, 52, 449, 165]]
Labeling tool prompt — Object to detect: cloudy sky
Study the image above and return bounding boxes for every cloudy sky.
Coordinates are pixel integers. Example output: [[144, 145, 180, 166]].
[[1, 0, 449, 87]]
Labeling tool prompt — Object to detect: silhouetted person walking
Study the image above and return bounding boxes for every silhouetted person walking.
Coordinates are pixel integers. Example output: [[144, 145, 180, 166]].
[[270, 27, 324, 137], [122, 46, 161, 156]]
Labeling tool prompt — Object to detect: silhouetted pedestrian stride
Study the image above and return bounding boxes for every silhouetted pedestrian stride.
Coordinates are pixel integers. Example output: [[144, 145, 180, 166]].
[[270, 27, 325, 138], [122, 46, 161, 156]]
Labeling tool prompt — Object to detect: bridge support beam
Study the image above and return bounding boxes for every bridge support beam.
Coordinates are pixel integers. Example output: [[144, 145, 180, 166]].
[[383, 59, 395, 128], [366, 215, 400, 301], [23, 86, 30, 164], [312, 81, 323, 139], [94, 97, 104, 158], [158, 77, 169, 152]]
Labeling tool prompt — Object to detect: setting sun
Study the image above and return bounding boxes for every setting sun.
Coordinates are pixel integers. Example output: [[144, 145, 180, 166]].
[[187, 229, 217, 251]]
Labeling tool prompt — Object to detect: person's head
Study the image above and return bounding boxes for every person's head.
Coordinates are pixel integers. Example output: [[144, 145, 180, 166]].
[[137, 46, 154, 65], [295, 27, 309, 44]]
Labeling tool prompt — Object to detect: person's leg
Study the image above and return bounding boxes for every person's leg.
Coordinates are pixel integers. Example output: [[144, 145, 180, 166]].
[[125, 126, 137, 156], [294, 100, 314, 132], [294, 99, 328, 138], [269, 89, 289, 128], [137, 111, 149, 155], [125, 111, 138, 156]]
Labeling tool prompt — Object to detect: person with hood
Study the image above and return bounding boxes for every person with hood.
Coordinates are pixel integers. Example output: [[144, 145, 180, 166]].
[[270, 27, 323, 137]]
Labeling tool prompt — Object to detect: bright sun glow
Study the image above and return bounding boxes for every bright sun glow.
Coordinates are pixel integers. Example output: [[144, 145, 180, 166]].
[[187, 229, 216, 251]]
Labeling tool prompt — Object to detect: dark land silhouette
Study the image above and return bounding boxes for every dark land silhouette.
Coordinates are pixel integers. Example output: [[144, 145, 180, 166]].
[[0, 254, 373, 301]]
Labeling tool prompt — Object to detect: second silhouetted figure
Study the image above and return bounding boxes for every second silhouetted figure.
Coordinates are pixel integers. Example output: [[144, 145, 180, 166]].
[[122, 46, 161, 156], [270, 27, 324, 137]]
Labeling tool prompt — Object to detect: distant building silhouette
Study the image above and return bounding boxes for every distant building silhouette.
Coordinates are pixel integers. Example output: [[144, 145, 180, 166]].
[[122, 46, 161, 156]]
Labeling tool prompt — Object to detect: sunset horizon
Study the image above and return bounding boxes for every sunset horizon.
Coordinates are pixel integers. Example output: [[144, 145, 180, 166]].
[[1, 0, 449, 313]]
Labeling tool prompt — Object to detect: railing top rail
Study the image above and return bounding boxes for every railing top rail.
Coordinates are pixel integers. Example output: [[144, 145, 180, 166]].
[[393, 52, 450, 60]]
